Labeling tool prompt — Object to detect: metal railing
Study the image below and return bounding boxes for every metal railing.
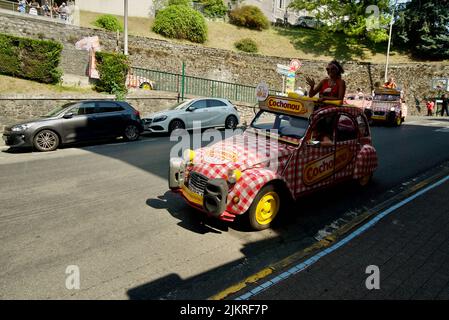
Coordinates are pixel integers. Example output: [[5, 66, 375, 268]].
[[130, 66, 276, 104], [0, 0, 76, 22]]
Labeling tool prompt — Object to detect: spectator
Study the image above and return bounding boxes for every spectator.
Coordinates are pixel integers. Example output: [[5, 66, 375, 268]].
[[17, 0, 27, 14], [42, 1, 50, 17], [59, 3, 68, 21], [384, 77, 397, 89], [29, 1, 39, 15], [284, 10, 289, 26], [441, 93, 449, 116], [52, 2, 59, 18], [426, 100, 434, 116]]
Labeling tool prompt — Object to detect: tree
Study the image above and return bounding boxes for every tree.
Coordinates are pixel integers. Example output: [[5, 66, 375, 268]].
[[394, 0, 449, 59], [288, 0, 391, 42]]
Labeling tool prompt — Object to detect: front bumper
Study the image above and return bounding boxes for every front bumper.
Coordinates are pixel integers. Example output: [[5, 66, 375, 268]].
[[143, 119, 169, 133], [169, 158, 236, 221], [2, 131, 29, 147]]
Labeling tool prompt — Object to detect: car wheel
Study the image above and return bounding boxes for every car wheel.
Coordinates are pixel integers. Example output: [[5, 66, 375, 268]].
[[395, 115, 402, 126], [169, 119, 185, 133], [33, 129, 60, 152], [301, 22, 308, 28], [225, 115, 238, 129], [140, 82, 152, 90], [124, 124, 140, 141], [248, 184, 280, 231]]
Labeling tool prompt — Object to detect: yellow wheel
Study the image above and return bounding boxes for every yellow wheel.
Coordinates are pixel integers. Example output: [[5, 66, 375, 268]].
[[140, 82, 152, 90], [396, 116, 402, 126], [248, 185, 280, 230]]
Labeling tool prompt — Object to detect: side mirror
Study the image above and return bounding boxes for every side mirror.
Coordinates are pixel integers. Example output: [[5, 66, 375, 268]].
[[63, 112, 74, 119], [187, 106, 196, 112]]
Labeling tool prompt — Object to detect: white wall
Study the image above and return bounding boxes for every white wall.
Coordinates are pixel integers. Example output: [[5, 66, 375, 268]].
[[76, 0, 153, 18]]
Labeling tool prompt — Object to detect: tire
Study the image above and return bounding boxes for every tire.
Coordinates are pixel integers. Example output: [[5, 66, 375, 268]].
[[169, 119, 185, 133], [33, 129, 60, 152], [225, 115, 238, 129], [140, 82, 152, 90], [248, 184, 281, 231], [395, 115, 402, 126], [124, 124, 140, 141], [301, 22, 308, 28]]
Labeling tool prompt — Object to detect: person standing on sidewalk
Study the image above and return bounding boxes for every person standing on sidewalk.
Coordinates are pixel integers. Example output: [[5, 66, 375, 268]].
[[426, 100, 435, 116], [441, 93, 449, 116]]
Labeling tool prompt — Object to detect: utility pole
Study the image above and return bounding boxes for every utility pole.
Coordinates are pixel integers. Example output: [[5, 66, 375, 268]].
[[384, 0, 397, 82], [124, 0, 128, 55]]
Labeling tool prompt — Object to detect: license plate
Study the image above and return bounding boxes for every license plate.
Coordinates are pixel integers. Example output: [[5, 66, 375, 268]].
[[371, 115, 386, 120]]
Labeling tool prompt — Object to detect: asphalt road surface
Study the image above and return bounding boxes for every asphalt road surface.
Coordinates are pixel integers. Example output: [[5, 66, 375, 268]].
[[1, 116, 449, 299]]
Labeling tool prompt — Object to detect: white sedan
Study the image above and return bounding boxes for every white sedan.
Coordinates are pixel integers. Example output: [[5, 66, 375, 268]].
[[142, 98, 240, 133]]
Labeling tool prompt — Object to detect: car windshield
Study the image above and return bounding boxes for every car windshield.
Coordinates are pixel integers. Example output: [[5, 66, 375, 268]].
[[170, 100, 191, 110], [374, 94, 400, 102], [43, 103, 77, 117], [251, 110, 309, 139]]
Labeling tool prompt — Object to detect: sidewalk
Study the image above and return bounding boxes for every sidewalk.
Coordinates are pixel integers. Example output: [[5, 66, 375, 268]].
[[237, 177, 449, 300]]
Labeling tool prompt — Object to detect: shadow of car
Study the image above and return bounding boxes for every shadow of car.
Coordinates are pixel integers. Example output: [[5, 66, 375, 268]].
[[142, 97, 240, 134], [2, 100, 144, 152]]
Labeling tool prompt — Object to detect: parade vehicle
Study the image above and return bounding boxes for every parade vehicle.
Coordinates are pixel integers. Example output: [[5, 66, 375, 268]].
[[344, 93, 372, 110], [364, 87, 407, 126], [168, 94, 378, 230]]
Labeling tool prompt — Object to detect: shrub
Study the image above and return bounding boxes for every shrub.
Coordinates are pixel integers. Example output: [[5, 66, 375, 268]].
[[153, 5, 207, 43], [229, 5, 269, 31], [95, 51, 129, 94], [234, 38, 258, 53], [168, 0, 191, 5], [0, 33, 62, 84], [201, 0, 228, 18], [94, 15, 124, 32]]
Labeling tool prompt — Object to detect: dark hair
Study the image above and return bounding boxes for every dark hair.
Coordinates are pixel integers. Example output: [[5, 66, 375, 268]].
[[329, 60, 344, 76]]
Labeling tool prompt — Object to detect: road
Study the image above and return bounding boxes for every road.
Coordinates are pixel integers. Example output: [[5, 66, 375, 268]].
[[1, 116, 449, 299]]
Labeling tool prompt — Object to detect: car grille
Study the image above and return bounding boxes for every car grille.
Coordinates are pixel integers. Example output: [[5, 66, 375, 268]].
[[374, 111, 385, 116], [188, 172, 208, 196]]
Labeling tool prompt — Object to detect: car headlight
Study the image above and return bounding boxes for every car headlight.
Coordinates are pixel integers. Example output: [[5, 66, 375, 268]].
[[153, 115, 168, 123], [11, 124, 33, 132], [365, 106, 371, 109], [227, 169, 242, 184], [390, 107, 396, 112], [183, 149, 196, 162]]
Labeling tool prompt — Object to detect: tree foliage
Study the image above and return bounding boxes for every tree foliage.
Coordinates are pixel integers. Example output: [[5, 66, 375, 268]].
[[394, 0, 449, 59], [288, 0, 391, 43], [201, 0, 228, 18], [228, 5, 270, 31]]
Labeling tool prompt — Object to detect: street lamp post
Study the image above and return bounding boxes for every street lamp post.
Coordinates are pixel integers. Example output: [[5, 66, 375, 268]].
[[124, 0, 128, 55], [384, 1, 397, 82]]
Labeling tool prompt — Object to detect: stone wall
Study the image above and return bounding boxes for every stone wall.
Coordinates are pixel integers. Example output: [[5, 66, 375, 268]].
[[0, 10, 448, 117]]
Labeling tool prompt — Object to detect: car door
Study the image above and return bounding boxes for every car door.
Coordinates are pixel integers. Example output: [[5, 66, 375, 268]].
[[94, 101, 127, 138], [292, 113, 337, 196], [60, 102, 97, 143], [207, 99, 228, 127], [333, 114, 358, 183], [184, 99, 210, 129]]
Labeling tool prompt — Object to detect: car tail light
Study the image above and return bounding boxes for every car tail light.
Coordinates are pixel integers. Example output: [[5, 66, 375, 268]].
[[134, 110, 141, 118]]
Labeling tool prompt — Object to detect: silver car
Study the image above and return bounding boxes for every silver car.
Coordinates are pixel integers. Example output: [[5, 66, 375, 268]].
[[142, 98, 240, 133]]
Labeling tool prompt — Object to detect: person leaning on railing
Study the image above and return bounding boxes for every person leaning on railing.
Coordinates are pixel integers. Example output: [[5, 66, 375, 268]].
[[305, 60, 346, 105]]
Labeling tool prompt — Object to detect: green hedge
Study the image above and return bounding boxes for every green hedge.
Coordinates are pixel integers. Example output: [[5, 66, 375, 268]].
[[0, 33, 62, 84], [229, 5, 270, 31], [152, 5, 207, 43], [234, 38, 258, 53], [94, 14, 124, 32], [95, 51, 129, 94]]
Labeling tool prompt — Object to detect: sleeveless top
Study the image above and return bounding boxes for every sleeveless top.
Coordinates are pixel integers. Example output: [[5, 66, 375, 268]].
[[320, 78, 342, 98]]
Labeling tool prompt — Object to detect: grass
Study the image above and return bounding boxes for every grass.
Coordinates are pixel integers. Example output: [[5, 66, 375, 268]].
[[0, 75, 97, 95], [79, 10, 425, 63]]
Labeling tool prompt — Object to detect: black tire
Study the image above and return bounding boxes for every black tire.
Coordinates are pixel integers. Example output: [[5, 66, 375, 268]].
[[169, 119, 185, 133], [248, 184, 281, 231], [225, 115, 238, 129], [33, 129, 60, 152], [358, 173, 373, 187], [301, 22, 308, 28], [124, 124, 140, 141]]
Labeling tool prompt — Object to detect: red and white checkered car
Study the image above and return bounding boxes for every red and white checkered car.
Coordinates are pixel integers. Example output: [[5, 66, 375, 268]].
[[126, 74, 156, 90], [364, 87, 407, 126], [169, 94, 378, 230]]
